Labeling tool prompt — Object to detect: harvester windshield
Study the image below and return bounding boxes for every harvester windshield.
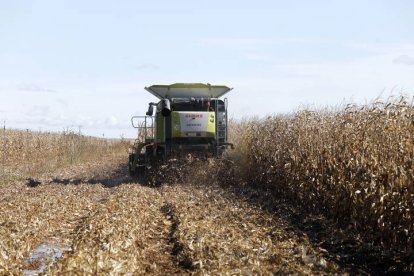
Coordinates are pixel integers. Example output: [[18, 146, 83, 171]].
[[171, 98, 224, 112]]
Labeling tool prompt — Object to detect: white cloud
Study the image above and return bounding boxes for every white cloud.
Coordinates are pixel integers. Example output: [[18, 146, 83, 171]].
[[105, 116, 118, 127], [2, 40, 414, 138], [222, 51, 414, 117], [17, 83, 56, 93], [197, 37, 336, 48], [136, 63, 159, 70], [347, 42, 414, 55], [54, 98, 69, 108], [198, 38, 274, 47], [393, 55, 414, 65], [26, 105, 51, 117], [243, 52, 270, 61]]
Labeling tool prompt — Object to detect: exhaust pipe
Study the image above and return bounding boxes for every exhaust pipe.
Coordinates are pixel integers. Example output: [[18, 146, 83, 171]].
[[161, 99, 171, 117]]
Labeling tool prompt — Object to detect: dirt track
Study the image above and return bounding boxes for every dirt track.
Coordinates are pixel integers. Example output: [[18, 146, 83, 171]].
[[1, 157, 363, 275]]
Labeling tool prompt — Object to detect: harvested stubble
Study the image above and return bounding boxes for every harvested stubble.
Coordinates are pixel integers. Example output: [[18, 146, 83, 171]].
[[51, 184, 178, 275], [49, 162, 343, 274], [1, 153, 346, 274], [147, 158, 344, 274], [159, 182, 340, 274], [0, 130, 130, 273], [230, 97, 414, 255], [0, 160, 117, 274]]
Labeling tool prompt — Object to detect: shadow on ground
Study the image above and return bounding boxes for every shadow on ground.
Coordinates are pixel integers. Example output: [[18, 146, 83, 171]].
[[26, 162, 141, 188], [224, 185, 414, 275]]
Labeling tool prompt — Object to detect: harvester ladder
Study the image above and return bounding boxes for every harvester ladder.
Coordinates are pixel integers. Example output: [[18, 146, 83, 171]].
[[214, 98, 228, 156]]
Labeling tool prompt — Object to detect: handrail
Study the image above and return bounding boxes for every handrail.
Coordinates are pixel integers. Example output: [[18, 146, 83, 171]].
[[131, 116, 154, 141]]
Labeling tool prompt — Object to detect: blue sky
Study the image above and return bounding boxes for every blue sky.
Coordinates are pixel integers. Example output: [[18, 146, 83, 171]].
[[1, 0, 414, 137]]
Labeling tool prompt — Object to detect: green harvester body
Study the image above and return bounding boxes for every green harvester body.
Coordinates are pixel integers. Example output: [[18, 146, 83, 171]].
[[128, 83, 233, 178]]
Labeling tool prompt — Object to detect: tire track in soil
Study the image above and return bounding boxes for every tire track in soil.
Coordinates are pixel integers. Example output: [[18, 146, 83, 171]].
[[160, 203, 195, 271], [49, 184, 184, 275]]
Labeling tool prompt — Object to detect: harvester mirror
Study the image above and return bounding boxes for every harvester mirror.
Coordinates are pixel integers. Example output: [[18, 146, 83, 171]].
[[146, 104, 154, 116], [161, 99, 171, 117]]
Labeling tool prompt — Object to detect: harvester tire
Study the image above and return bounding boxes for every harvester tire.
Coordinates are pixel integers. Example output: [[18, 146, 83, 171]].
[[128, 154, 136, 176]]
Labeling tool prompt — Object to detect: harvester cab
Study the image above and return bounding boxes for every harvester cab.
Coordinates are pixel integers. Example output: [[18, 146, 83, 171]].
[[128, 83, 234, 177]]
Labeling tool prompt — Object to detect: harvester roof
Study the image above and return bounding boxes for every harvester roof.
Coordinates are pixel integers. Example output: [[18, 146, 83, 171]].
[[145, 83, 232, 100]]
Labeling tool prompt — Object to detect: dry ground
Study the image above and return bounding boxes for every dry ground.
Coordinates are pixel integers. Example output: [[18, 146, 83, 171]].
[[1, 157, 366, 275]]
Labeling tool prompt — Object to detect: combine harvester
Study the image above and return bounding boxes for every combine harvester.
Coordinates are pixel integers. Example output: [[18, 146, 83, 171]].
[[129, 83, 234, 178]]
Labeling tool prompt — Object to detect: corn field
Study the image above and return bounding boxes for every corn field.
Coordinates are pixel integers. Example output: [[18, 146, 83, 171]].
[[230, 96, 414, 254], [1, 97, 414, 274], [0, 128, 129, 179]]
